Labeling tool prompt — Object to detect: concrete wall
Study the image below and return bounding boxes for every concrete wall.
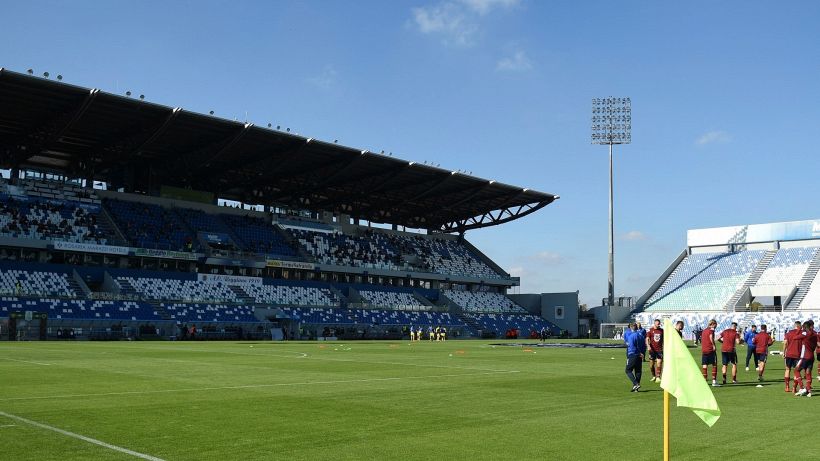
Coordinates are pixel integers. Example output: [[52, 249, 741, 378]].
[[509, 291, 580, 337], [589, 304, 633, 324], [539, 292, 579, 337]]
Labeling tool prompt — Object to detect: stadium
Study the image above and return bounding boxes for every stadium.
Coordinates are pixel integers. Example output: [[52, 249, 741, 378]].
[[633, 219, 820, 340], [3, 3, 820, 459], [0, 68, 574, 344]]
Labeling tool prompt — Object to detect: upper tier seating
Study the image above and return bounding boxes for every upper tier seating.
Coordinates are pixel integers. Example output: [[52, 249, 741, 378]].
[[0, 269, 79, 297], [290, 229, 404, 270], [800, 271, 820, 310], [358, 289, 428, 311], [409, 236, 501, 279], [287, 226, 504, 279], [755, 247, 819, 286], [643, 250, 766, 311], [17, 179, 100, 204], [221, 214, 299, 258], [0, 196, 109, 244], [443, 290, 526, 313], [104, 199, 195, 251]]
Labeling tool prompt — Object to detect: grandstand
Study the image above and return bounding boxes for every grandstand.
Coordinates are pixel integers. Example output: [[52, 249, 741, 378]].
[[0, 68, 564, 341], [634, 219, 820, 339]]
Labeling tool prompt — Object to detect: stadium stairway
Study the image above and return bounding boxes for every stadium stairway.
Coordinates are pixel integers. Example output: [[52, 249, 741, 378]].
[[724, 249, 777, 310], [412, 292, 435, 309], [328, 286, 348, 307], [786, 250, 820, 308], [67, 273, 90, 297], [115, 277, 140, 298], [97, 205, 130, 246], [172, 207, 203, 250], [275, 225, 315, 262], [228, 285, 255, 305], [454, 313, 482, 334], [149, 300, 173, 321]]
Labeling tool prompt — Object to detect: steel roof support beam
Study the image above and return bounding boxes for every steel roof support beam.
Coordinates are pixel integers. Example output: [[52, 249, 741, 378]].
[[439, 199, 555, 233]]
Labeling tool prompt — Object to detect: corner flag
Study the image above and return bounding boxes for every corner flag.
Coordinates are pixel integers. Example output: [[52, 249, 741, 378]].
[[659, 319, 721, 427]]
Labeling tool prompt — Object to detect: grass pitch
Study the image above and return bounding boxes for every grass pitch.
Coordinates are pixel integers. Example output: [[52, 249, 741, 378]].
[[0, 340, 807, 460]]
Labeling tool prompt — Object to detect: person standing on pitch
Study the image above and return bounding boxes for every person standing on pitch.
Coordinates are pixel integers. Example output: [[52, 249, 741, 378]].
[[753, 324, 774, 382], [791, 321, 812, 396], [635, 322, 647, 360], [815, 320, 820, 381], [717, 322, 740, 384], [743, 325, 758, 371], [701, 319, 720, 386], [675, 320, 685, 338], [783, 321, 803, 392], [646, 319, 664, 382], [624, 323, 644, 392]]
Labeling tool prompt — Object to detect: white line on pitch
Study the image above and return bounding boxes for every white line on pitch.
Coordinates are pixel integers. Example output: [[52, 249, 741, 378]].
[[0, 370, 519, 402], [0, 424, 16, 428], [0, 411, 165, 461], [0, 357, 52, 366]]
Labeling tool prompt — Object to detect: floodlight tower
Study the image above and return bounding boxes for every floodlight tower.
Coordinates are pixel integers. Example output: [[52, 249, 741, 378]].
[[591, 97, 631, 307]]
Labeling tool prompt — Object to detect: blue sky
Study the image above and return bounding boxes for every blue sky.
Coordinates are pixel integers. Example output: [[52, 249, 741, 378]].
[[3, 0, 820, 305]]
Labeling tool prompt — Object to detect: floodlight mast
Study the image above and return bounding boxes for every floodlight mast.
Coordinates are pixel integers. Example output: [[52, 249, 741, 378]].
[[591, 97, 631, 307]]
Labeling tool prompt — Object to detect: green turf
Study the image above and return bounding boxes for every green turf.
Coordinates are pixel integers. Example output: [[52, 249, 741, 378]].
[[0, 340, 809, 460]]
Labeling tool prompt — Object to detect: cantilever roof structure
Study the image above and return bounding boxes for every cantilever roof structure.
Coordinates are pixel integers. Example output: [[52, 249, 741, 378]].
[[0, 68, 558, 233]]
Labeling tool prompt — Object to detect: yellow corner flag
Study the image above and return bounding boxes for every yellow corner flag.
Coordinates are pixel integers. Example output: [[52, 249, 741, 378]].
[[659, 319, 721, 427]]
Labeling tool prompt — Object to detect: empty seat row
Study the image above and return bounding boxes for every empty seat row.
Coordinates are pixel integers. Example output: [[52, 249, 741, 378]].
[[443, 290, 526, 313]]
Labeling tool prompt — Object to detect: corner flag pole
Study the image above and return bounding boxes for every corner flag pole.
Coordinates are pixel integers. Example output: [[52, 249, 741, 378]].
[[663, 390, 669, 461]]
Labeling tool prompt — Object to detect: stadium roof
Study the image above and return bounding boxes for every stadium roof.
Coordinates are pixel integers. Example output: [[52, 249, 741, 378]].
[[0, 68, 558, 233]]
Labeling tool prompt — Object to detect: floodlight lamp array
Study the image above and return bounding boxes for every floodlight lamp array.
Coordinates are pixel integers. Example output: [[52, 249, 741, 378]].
[[591, 97, 631, 145]]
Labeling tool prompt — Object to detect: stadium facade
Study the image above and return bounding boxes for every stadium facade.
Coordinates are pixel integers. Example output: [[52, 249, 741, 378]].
[[0, 68, 578, 341], [632, 219, 820, 340]]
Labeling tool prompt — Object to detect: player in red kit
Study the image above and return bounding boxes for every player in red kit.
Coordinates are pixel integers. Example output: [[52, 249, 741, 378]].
[[794, 320, 817, 397], [717, 322, 740, 385], [783, 321, 803, 392], [646, 319, 664, 383], [793, 321, 816, 397], [701, 319, 720, 387], [753, 324, 774, 382], [814, 320, 820, 381]]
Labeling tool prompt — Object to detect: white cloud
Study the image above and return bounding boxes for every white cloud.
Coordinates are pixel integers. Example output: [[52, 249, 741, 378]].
[[696, 130, 732, 146], [496, 50, 532, 72], [459, 0, 520, 15], [620, 230, 648, 241], [411, 0, 519, 46], [307, 65, 337, 90], [412, 3, 476, 46]]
